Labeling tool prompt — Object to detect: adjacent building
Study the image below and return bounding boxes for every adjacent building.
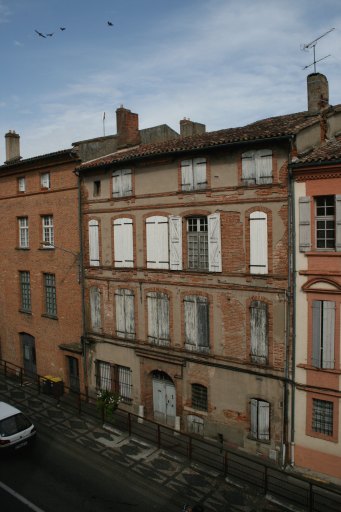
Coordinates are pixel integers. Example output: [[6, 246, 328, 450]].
[[292, 136, 341, 479]]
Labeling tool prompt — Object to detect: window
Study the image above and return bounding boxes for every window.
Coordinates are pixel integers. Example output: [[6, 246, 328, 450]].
[[90, 287, 101, 331], [115, 288, 135, 339], [181, 158, 207, 191], [312, 399, 333, 436], [96, 361, 132, 402], [18, 177, 26, 193], [93, 180, 101, 197], [191, 384, 208, 411], [113, 218, 133, 268], [146, 216, 169, 269], [184, 295, 209, 353], [88, 219, 100, 266], [112, 169, 132, 197], [44, 273, 57, 316], [19, 271, 31, 312], [40, 172, 50, 189], [147, 292, 170, 346], [312, 300, 335, 369], [249, 211, 268, 274], [299, 195, 341, 252], [242, 149, 272, 185], [187, 214, 222, 272], [250, 301, 268, 364], [250, 399, 270, 441], [42, 215, 54, 247], [18, 217, 29, 248]]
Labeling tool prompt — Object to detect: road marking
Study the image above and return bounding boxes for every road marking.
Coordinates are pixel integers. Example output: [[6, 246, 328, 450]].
[[0, 480, 46, 512]]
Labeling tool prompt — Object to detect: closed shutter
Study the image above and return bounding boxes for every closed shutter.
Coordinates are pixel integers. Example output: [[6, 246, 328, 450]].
[[114, 218, 133, 267], [197, 297, 209, 348], [158, 293, 170, 344], [299, 197, 311, 252], [336, 195, 341, 252], [258, 401, 270, 440], [312, 301, 322, 367], [322, 301, 335, 369], [115, 289, 125, 337], [256, 149, 272, 184], [125, 290, 135, 339], [242, 151, 255, 185], [89, 220, 100, 266], [169, 216, 182, 270], [146, 216, 169, 269], [250, 211, 268, 274], [184, 296, 196, 345], [147, 292, 158, 341], [41, 173, 50, 188], [250, 301, 268, 364], [112, 170, 122, 197], [208, 213, 222, 272], [121, 169, 132, 196], [181, 160, 193, 191], [193, 158, 207, 189], [90, 287, 101, 330]]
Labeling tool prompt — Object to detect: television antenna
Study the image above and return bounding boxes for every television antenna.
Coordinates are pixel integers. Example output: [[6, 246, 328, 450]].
[[301, 28, 335, 72]]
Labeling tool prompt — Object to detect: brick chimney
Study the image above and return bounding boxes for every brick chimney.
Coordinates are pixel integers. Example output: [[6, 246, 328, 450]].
[[116, 106, 140, 148], [5, 130, 21, 163], [180, 118, 206, 137], [307, 73, 329, 113]]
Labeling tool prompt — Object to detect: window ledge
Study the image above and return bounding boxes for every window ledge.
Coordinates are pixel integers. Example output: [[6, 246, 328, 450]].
[[38, 247, 55, 251], [184, 343, 209, 354], [304, 251, 339, 256], [15, 247, 30, 251], [184, 406, 208, 416], [297, 363, 341, 374], [247, 435, 270, 444], [19, 309, 32, 315], [41, 314, 58, 320]]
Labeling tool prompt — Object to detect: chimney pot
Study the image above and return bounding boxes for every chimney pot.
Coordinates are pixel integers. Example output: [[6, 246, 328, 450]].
[[5, 130, 21, 163], [180, 119, 206, 137], [307, 72, 329, 113], [116, 107, 140, 148]]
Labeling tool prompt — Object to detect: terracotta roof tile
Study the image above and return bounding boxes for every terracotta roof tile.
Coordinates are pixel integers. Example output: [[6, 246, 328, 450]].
[[295, 138, 341, 164], [78, 110, 320, 170]]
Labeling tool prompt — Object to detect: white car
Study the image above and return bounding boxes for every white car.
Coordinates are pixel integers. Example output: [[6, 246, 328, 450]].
[[0, 401, 36, 450]]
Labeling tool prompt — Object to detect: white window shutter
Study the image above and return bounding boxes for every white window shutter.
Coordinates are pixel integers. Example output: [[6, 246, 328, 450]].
[[146, 216, 169, 269], [193, 158, 207, 189], [115, 289, 125, 337], [256, 149, 272, 184], [169, 216, 182, 270], [89, 220, 100, 266], [322, 301, 335, 369], [250, 399, 257, 438], [121, 169, 132, 196], [250, 301, 268, 364], [250, 211, 268, 274], [124, 290, 135, 338], [299, 197, 311, 252], [90, 287, 101, 330], [312, 300, 322, 367], [158, 293, 170, 343], [112, 170, 122, 197], [208, 213, 222, 272], [181, 160, 193, 191], [258, 401, 270, 440], [147, 292, 158, 341], [335, 195, 341, 252], [184, 296, 196, 345], [114, 218, 133, 267], [242, 151, 255, 185]]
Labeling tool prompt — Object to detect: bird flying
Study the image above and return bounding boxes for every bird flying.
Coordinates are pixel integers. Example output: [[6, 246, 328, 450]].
[[46, 33, 54, 37], [60, 27, 66, 31], [35, 29, 46, 38], [107, 21, 113, 26]]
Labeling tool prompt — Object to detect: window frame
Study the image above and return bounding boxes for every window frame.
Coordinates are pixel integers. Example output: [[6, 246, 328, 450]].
[[147, 291, 170, 346], [249, 211, 268, 274], [95, 360, 132, 403], [180, 157, 207, 192], [42, 215, 54, 247], [19, 271, 31, 313], [311, 300, 335, 369], [250, 300, 268, 364], [184, 295, 209, 353], [18, 177, 26, 193], [43, 272, 57, 317], [18, 217, 29, 248], [89, 286, 102, 332], [191, 383, 208, 412], [112, 168, 133, 198], [88, 219, 100, 266], [315, 196, 335, 250], [250, 398, 270, 441], [40, 172, 50, 190], [115, 288, 135, 340], [242, 149, 273, 186]]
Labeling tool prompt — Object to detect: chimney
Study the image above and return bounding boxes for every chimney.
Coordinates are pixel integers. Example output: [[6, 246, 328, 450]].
[[307, 73, 329, 113], [180, 118, 206, 137], [5, 130, 21, 163], [116, 106, 141, 148]]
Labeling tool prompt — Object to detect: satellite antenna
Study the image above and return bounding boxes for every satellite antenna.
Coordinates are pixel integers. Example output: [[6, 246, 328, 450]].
[[102, 112, 106, 136], [301, 28, 335, 72]]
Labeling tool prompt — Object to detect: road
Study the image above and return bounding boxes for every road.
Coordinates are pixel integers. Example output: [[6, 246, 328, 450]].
[[0, 424, 182, 512]]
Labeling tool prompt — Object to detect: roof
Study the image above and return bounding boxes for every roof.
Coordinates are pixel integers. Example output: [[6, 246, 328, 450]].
[[0, 149, 78, 170], [294, 138, 341, 165], [78, 110, 321, 171]]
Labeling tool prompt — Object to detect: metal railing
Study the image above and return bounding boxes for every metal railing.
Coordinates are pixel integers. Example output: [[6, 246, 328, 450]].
[[1, 359, 341, 511]]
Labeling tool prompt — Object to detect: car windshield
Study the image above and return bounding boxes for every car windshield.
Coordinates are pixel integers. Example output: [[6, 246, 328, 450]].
[[0, 413, 32, 436]]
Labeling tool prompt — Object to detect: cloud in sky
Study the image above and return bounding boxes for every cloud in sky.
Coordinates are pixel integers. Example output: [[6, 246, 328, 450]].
[[0, 0, 340, 159]]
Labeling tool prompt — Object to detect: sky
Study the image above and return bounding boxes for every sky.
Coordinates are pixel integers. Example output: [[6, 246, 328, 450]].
[[0, 0, 341, 160]]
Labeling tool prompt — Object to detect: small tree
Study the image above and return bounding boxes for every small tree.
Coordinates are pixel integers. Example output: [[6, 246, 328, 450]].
[[97, 389, 121, 420]]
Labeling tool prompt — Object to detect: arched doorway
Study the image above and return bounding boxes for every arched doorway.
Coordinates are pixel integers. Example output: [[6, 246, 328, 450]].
[[152, 370, 176, 426]]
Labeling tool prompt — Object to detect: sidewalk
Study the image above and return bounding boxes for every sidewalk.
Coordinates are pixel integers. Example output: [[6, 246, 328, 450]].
[[0, 374, 288, 512]]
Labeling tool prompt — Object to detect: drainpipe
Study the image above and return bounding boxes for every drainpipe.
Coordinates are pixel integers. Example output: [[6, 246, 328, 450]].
[[75, 169, 88, 399]]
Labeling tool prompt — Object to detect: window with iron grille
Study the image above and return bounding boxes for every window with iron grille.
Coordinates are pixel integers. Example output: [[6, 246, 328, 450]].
[[187, 217, 208, 270], [96, 360, 132, 403], [191, 384, 208, 411], [18, 217, 29, 248], [19, 271, 31, 312], [42, 215, 54, 247], [312, 399, 333, 436], [315, 196, 335, 249], [44, 273, 57, 316]]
